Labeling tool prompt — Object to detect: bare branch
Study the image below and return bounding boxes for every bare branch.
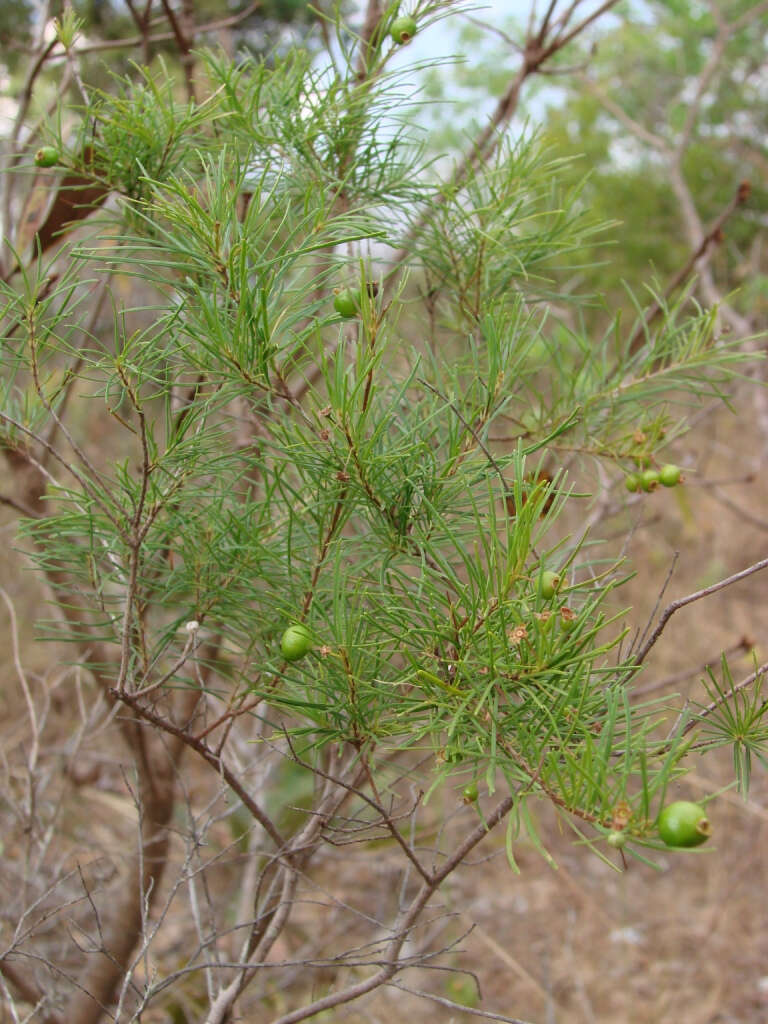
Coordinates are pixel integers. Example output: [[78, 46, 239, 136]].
[[265, 793, 517, 1024], [387, 979, 538, 1024], [112, 689, 287, 851], [634, 556, 768, 667], [627, 180, 752, 353]]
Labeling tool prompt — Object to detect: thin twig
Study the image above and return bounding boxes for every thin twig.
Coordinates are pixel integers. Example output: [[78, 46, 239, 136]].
[[111, 689, 287, 851], [266, 792, 518, 1024], [631, 551, 679, 657], [386, 980, 537, 1024], [632, 637, 753, 697], [627, 181, 752, 352], [634, 555, 768, 667]]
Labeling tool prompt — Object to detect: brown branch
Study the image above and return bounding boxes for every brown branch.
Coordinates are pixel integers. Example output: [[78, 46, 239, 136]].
[[203, 753, 370, 1024], [0, 959, 58, 1023], [124, 0, 153, 63], [159, 0, 197, 103], [634, 555, 768, 667], [418, 378, 506, 481], [62, 732, 187, 1024], [266, 791, 518, 1024], [292, 739, 432, 883], [0, 435, 204, 1024], [632, 637, 753, 697], [32, 161, 111, 260], [386, 980, 537, 1024], [0, 12, 57, 276], [627, 180, 752, 353], [15, 2, 264, 60], [709, 485, 768, 532], [0, 490, 42, 517], [355, 0, 385, 80], [112, 688, 287, 851], [302, 488, 348, 617]]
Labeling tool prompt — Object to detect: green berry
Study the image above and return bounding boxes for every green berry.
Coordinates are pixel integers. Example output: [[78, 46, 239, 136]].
[[390, 14, 417, 44], [333, 288, 360, 318], [462, 782, 479, 804], [280, 623, 312, 662], [607, 830, 626, 849], [625, 473, 641, 493], [659, 464, 682, 487], [34, 146, 60, 168], [657, 800, 711, 848], [539, 569, 561, 600], [640, 469, 660, 492]]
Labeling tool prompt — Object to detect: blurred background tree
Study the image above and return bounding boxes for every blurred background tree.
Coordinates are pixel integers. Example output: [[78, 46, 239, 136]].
[[419, 0, 768, 331]]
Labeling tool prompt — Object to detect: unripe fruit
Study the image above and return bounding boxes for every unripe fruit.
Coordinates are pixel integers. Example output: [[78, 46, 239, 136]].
[[640, 469, 660, 492], [390, 14, 417, 44], [462, 782, 479, 804], [607, 830, 626, 849], [539, 570, 561, 600], [333, 288, 360, 318], [659, 464, 682, 487], [657, 800, 711, 848], [625, 473, 641, 493], [35, 146, 60, 168], [280, 623, 312, 662]]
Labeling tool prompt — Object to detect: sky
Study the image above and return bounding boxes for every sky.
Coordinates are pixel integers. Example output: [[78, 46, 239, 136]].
[[357, 1, 561, 137]]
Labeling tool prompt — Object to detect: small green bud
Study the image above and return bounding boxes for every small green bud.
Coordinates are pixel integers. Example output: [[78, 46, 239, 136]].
[[560, 607, 577, 632]]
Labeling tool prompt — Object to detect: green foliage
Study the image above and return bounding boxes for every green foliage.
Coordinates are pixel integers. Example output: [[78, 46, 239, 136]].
[[0, 1, 762, 872], [696, 657, 768, 795]]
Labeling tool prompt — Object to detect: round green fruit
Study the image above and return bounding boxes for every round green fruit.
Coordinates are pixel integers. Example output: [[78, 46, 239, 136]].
[[657, 800, 711, 848], [607, 830, 626, 849], [625, 473, 641, 493], [390, 14, 417, 44], [462, 782, 479, 804], [280, 623, 312, 662], [333, 288, 360, 318], [34, 146, 60, 168], [539, 569, 561, 600], [640, 469, 660, 492], [659, 464, 682, 487]]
